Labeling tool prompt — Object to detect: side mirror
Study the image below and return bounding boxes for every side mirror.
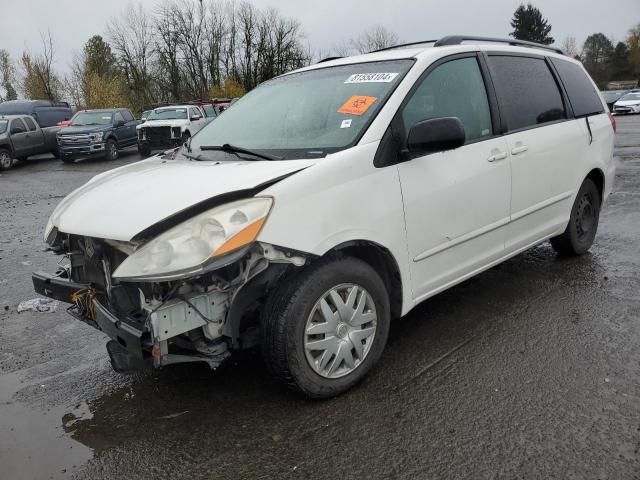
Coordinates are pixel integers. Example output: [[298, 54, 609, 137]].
[[190, 115, 201, 121], [115, 120, 126, 127], [10, 127, 24, 135], [407, 117, 465, 156]]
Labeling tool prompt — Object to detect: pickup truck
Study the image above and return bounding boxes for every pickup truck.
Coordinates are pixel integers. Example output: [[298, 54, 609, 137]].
[[136, 105, 207, 157], [57, 108, 141, 163], [0, 114, 60, 170]]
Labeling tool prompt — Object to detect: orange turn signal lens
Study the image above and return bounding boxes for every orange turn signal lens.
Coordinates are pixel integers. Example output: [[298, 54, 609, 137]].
[[212, 217, 266, 257]]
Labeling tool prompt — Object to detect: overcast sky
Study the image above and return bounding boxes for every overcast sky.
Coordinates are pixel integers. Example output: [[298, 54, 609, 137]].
[[2, 0, 638, 74]]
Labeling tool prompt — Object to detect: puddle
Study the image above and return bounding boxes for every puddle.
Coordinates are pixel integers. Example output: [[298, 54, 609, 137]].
[[0, 371, 93, 480]]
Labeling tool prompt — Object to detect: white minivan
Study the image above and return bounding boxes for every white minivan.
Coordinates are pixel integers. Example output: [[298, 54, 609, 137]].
[[35, 36, 615, 398]]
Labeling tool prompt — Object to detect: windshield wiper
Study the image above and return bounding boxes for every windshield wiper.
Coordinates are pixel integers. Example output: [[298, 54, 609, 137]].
[[199, 143, 282, 161]]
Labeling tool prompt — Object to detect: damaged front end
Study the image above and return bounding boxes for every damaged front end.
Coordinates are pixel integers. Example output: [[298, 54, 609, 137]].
[[33, 202, 308, 373]]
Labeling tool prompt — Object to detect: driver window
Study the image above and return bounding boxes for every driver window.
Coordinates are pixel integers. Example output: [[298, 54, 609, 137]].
[[402, 57, 493, 144], [114, 112, 125, 124], [10, 119, 26, 133]]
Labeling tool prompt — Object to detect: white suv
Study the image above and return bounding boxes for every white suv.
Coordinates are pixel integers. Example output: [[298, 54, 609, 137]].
[[36, 36, 615, 398]]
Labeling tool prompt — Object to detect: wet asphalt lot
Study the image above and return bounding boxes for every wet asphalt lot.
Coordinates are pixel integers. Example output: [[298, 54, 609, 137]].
[[0, 117, 639, 480]]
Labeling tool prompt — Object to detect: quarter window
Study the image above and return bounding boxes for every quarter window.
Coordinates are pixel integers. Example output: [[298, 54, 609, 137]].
[[23, 117, 37, 131], [402, 57, 493, 144], [550, 58, 604, 117], [488, 55, 566, 131]]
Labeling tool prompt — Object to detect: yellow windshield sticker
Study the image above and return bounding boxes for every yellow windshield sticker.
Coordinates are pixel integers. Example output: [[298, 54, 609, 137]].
[[337, 96, 377, 116]]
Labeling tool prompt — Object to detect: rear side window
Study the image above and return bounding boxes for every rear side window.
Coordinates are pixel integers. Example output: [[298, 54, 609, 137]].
[[488, 56, 566, 132], [121, 110, 134, 122], [550, 58, 604, 117], [23, 117, 37, 131]]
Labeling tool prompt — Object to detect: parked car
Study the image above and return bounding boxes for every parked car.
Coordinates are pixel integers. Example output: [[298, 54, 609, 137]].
[[136, 105, 206, 157], [34, 36, 615, 398], [612, 92, 640, 115], [600, 90, 627, 111], [0, 100, 72, 128], [57, 108, 141, 163], [0, 114, 60, 170]]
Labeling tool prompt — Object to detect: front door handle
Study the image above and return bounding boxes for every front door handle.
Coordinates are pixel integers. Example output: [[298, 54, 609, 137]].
[[511, 145, 528, 155], [487, 152, 507, 162]]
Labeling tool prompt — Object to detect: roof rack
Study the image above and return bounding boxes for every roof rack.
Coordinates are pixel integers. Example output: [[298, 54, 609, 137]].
[[368, 35, 563, 55], [434, 35, 563, 54]]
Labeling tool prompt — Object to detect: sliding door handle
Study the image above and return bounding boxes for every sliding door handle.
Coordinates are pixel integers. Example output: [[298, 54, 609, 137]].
[[487, 152, 508, 162], [511, 145, 528, 155]]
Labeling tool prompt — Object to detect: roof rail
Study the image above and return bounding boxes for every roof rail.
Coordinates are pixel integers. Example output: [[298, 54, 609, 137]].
[[434, 35, 564, 55], [371, 40, 438, 53], [367, 36, 563, 55], [317, 56, 342, 64]]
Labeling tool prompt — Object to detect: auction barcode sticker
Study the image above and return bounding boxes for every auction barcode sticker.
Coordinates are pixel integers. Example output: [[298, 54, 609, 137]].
[[344, 73, 399, 84]]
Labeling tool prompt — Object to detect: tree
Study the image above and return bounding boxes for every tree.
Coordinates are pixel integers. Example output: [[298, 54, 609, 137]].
[[209, 77, 245, 98], [582, 33, 614, 88], [351, 25, 399, 54], [628, 24, 640, 83], [561, 36, 579, 59], [611, 42, 632, 80], [510, 3, 554, 45], [0, 50, 18, 101], [84, 35, 117, 78], [20, 31, 62, 101]]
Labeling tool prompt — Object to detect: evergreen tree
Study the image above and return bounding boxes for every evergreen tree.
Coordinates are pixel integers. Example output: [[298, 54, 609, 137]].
[[510, 3, 554, 45]]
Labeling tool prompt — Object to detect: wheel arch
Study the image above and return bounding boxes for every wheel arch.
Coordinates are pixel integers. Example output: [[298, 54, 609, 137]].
[[585, 168, 605, 205], [327, 240, 403, 320]]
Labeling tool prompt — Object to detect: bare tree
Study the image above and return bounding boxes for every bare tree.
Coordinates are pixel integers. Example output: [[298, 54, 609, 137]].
[[107, 4, 157, 111], [351, 25, 399, 54], [20, 31, 62, 101], [561, 36, 579, 59]]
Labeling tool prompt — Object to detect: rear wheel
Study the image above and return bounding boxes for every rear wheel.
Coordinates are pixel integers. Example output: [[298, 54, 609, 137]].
[[550, 178, 601, 256], [105, 139, 119, 161], [0, 149, 13, 170], [262, 255, 390, 399]]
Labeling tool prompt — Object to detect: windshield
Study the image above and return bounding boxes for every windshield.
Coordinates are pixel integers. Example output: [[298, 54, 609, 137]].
[[71, 112, 113, 126], [141, 110, 152, 119], [190, 60, 413, 159], [148, 108, 188, 120], [0, 120, 7, 134], [601, 91, 622, 101], [620, 93, 640, 101]]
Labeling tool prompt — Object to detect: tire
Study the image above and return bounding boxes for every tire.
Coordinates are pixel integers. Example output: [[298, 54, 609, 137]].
[[261, 254, 390, 399], [105, 139, 119, 161], [0, 149, 13, 170], [550, 178, 601, 256], [60, 156, 75, 164], [138, 143, 151, 158], [51, 147, 60, 159]]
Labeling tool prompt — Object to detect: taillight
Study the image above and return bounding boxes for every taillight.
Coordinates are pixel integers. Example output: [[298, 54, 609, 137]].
[[608, 112, 616, 133]]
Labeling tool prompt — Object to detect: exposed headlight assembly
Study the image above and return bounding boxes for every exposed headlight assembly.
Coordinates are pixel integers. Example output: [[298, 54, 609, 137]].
[[113, 197, 273, 281], [90, 132, 104, 142]]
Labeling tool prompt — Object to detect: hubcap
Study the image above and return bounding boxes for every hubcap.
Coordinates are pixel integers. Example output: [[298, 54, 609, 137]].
[[110, 144, 118, 159], [304, 283, 377, 379]]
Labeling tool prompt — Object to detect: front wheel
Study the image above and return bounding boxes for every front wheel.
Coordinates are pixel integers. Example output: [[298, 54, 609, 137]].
[[550, 178, 601, 256], [137, 143, 151, 158], [262, 255, 390, 399], [0, 149, 13, 170], [105, 139, 119, 161]]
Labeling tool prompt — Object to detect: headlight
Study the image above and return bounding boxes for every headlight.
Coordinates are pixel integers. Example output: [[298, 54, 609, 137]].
[[90, 132, 104, 142], [113, 197, 273, 280]]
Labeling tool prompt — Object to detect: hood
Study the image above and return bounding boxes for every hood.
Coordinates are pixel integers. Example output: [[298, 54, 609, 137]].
[[50, 156, 317, 241], [137, 119, 189, 129], [614, 99, 640, 107], [58, 125, 111, 135]]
